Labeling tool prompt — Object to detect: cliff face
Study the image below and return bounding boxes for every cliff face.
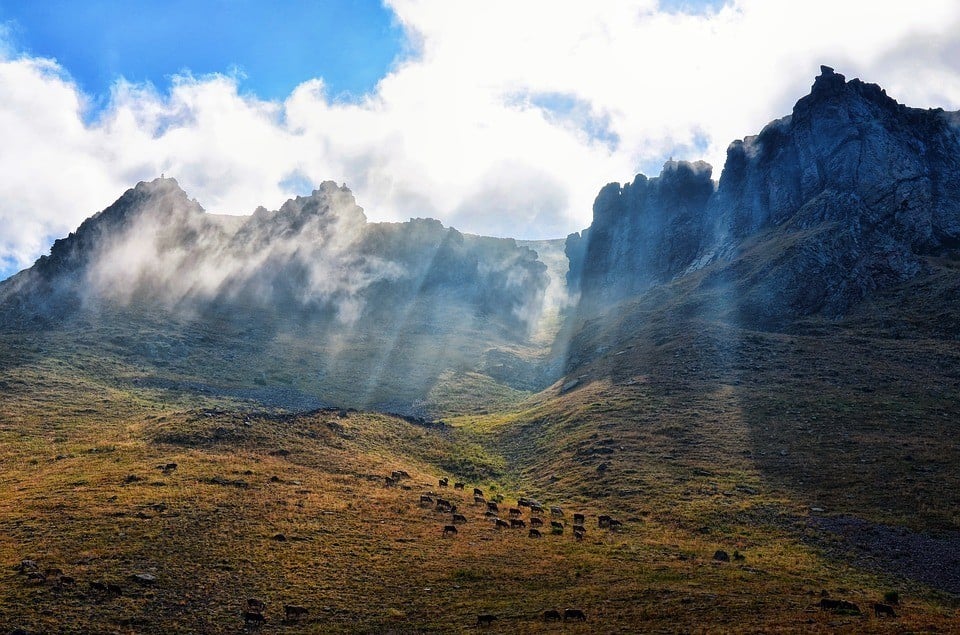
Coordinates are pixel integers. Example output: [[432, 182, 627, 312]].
[[569, 67, 960, 324]]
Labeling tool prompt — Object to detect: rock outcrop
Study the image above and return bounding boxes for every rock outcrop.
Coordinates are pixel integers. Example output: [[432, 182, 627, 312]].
[[569, 66, 960, 324]]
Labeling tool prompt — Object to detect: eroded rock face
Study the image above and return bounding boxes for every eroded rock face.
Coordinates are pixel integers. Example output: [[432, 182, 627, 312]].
[[571, 67, 960, 323]]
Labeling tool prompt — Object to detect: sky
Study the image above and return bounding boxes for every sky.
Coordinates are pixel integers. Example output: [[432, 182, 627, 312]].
[[2, 0, 960, 280]]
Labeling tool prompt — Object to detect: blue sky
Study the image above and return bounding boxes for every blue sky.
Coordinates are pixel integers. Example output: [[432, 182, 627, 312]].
[[1, 0, 958, 282], [0, 0, 404, 105]]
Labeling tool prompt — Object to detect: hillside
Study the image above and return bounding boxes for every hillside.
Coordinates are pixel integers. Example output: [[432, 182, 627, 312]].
[[1, 67, 959, 633]]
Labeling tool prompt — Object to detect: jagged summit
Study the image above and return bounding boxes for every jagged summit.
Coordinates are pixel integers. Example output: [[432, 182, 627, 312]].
[[569, 67, 960, 324]]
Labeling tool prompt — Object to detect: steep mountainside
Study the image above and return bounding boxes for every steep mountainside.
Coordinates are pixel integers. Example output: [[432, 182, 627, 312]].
[[568, 66, 960, 325]]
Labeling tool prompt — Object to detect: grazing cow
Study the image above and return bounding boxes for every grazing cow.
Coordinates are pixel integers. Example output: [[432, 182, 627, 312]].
[[452, 513, 467, 524], [487, 502, 499, 512], [574, 529, 585, 541], [551, 520, 564, 530], [598, 514, 611, 527], [443, 525, 458, 536], [474, 488, 484, 497], [420, 495, 433, 506], [484, 510, 499, 518], [385, 476, 397, 487], [530, 517, 544, 527], [551, 506, 564, 517], [243, 610, 266, 625], [391, 470, 409, 480], [45, 567, 63, 577], [495, 519, 510, 530], [474, 496, 486, 505], [454, 482, 465, 490], [284, 605, 309, 621], [90, 581, 108, 592], [573, 513, 585, 525], [439, 478, 449, 487], [248, 598, 266, 612], [510, 518, 526, 529], [530, 503, 544, 513], [819, 599, 862, 615], [874, 603, 897, 618], [163, 462, 178, 472], [564, 608, 586, 621], [435, 498, 452, 511], [529, 529, 542, 538], [477, 614, 497, 627], [508, 508, 522, 517], [608, 519, 623, 530], [26, 571, 46, 584], [543, 609, 562, 621]]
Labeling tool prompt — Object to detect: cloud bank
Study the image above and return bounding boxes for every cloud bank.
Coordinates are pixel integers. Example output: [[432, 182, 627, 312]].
[[3, 0, 960, 276]]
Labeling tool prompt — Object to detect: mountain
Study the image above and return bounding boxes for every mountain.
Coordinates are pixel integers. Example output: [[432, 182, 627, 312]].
[[568, 66, 960, 327]]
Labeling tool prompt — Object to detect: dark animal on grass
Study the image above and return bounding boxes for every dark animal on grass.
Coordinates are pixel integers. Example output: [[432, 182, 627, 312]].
[[107, 583, 123, 596], [443, 525, 458, 536], [392, 470, 409, 480], [243, 610, 266, 625], [284, 605, 308, 621], [453, 513, 467, 524], [509, 508, 522, 517], [26, 571, 46, 584], [247, 598, 266, 612], [543, 609, 561, 621], [45, 567, 63, 577], [385, 476, 397, 487], [598, 514, 611, 527], [454, 482, 465, 490], [485, 510, 498, 518], [474, 496, 485, 505], [574, 528, 585, 541], [874, 603, 896, 618], [495, 519, 510, 529], [58, 575, 76, 587], [510, 518, 526, 529], [551, 521, 564, 530], [551, 506, 564, 517], [474, 488, 483, 497], [162, 463, 177, 472], [573, 513, 585, 525], [518, 497, 531, 507], [435, 498, 452, 511], [487, 502, 499, 512], [420, 495, 433, 505], [530, 503, 544, 513], [90, 581, 108, 592], [477, 614, 497, 627], [16, 559, 38, 573], [564, 608, 586, 621], [530, 517, 543, 527], [529, 528, 542, 538], [439, 478, 449, 487], [608, 519, 623, 530]]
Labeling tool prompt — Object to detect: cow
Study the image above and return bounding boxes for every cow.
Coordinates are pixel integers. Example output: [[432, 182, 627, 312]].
[[443, 525, 458, 536], [874, 603, 897, 618], [564, 608, 587, 621], [543, 609, 562, 621], [508, 508, 522, 517], [573, 513, 585, 525], [284, 605, 309, 621], [107, 583, 123, 596], [435, 498, 452, 511], [530, 503, 545, 513], [420, 495, 433, 506], [487, 502, 499, 512], [474, 496, 486, 505], [452, 513, 467, 524], [247, 598, 266, 612], [484, 510, 499, 518], [454, 482, 465, 490], [474, 488, 484, 497], [529, 528, 542, 538], [385, 476, 397, 487], [598, 514, 611, 527], [495, 519, 510, 530], [608, 519, 623, 530], [574, 528, 585, 541], [243, 610, 266, 625], [438, 478, 449, 487], [90, 581, 108, 592], [477, 614, 497, 627], [510, 518, 526, 529], [819, 598, 862, 615], [530, 517, 544, 527], [58, 575, 76, 587], [551, 521, 564, 535], [551, 506, 564, 517], [391, 470, 409, 480], [518, 497, 531, 507]]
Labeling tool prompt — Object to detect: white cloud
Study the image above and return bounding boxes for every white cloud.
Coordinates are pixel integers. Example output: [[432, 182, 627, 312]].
[[2, 0, 960, 275]]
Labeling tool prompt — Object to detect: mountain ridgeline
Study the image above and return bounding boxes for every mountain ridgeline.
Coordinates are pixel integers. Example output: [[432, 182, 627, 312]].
[[3, 66, 960, 411], [567, 66, 960, 326]]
